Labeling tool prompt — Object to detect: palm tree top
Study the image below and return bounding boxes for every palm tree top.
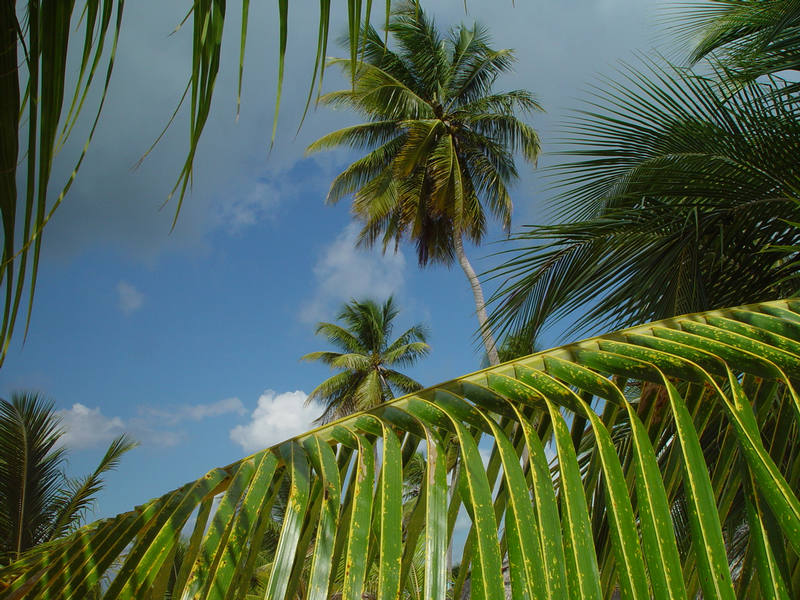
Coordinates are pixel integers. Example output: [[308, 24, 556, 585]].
[[302, 296, 429, 424], [307, 2, 543, 265]]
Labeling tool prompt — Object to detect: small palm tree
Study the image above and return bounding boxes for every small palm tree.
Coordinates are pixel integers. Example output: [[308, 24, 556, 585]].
[[0, 391, 136, 564], [308, 1, 542, 365], [302, 297, 429, 423]]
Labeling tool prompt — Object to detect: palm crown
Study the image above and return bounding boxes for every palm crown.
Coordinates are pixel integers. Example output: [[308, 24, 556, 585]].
[[301, 297, 429, 423], [0, 392, 135, 564], [308, 2, 542, 265]]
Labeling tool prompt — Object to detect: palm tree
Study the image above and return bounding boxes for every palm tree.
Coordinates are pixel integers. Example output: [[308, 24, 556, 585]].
[[0, 391, 136, 564], [301, 296, 429, 423], [307, 2, 542, 365], [4, 299, 800, 599]]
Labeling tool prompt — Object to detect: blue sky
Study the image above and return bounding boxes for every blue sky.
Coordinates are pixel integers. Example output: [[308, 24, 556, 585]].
[[0, 0, 664, 521]]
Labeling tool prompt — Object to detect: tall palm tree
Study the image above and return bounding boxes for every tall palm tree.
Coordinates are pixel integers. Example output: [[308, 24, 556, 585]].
[[301, 296, 429, 423], [307, 2, 542, 365], [0, 391, 135, 564]]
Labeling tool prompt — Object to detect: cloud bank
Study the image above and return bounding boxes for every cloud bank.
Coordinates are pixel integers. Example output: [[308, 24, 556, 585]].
[[58, 403, 128, 449], [144, 397, 247, 424], [229, 390, 320, 452], [116, 281, 144, 315], [57, 397, 250, 449]]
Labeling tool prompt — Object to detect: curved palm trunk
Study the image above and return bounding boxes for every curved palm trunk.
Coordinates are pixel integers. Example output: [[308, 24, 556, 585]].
[[453, 235, 500, 365]]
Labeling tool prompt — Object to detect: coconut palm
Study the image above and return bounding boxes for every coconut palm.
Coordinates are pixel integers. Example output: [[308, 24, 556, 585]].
[[307, 2, 542, 365], [3, 299, 800, 599], [302, 296, 429, 423], [0, 391, 135, 564]]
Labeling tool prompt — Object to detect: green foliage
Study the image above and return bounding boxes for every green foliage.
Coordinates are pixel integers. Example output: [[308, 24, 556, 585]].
[[302, 296, 430, 423], [0, 1, 124, 369], [309, 2, 541, 364], [0, 391, 135, 565], [308, 2, 542, 265], [488, 0, 800, 343], [3, 299, 800, 598], [487, 60, 800, 340], [678, 0, 800, 83]]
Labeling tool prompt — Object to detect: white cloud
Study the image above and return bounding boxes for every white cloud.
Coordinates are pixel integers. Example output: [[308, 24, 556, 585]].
[[58, 403, 126, 449], [57, 403, 182, 449], [300, 223, 406, 322], [144, 397, 247, 424], [229, 390, 320, 452], [116, 281, 144, 315], [216, 180, 280, 232], [184, 397, 247, 420], [55, 397, 250, 451]]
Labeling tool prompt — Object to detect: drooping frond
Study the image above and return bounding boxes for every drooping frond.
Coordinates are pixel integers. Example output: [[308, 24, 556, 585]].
[[675, 0, 800, 80], [0, 1, 390, 367], [486, 58, 800, 341]]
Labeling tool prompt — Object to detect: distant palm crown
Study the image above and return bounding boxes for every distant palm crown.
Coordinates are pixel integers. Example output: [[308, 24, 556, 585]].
[[302, 297, 429, 423], [307, 2, 542, 266]]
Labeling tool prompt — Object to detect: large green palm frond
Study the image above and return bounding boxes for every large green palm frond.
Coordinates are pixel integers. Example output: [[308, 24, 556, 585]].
[[486, 59, 800, 341], [3, 299, 800, 598]]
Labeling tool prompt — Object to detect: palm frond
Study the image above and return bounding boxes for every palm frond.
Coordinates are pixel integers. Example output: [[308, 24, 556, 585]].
[[487, 58, 800, 342], [675, 0, 800, 80], [45, 434, 137, 542], [5, 300, 800, 598]]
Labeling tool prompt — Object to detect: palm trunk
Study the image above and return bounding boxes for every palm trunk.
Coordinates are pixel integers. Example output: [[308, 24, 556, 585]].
[[453, 235, 499, 366]]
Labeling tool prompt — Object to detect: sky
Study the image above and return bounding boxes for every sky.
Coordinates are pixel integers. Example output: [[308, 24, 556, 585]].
[[0, 0, 668, 521]]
